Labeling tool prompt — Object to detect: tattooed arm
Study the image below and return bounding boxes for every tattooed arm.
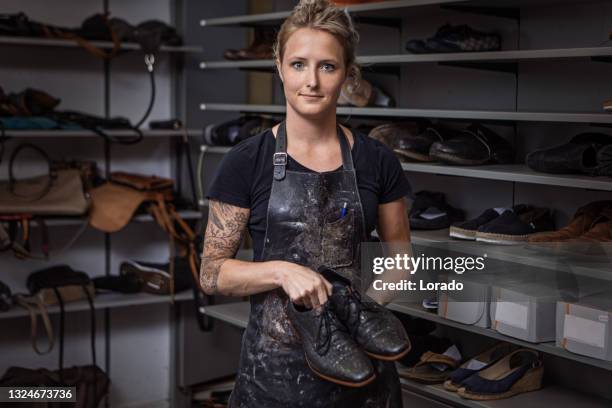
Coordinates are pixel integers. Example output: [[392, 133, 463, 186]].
[[200, 199, 332, 306]]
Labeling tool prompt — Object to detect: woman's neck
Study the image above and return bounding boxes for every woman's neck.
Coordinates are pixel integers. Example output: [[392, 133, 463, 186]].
[[285, 106, 337, 146]]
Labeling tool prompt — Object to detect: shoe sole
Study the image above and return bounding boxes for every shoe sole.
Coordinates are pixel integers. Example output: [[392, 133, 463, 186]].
[[429, 151, 488, 166], [120, 262, 171, 295], [475, 232, 530, 245], [364, 343, 411, 362], [394, 149, 435, 162], [457, 366, 543, 401], [449, 226, 477, 240], [305, 355, 376, 388], [443, 380, 461, 392]]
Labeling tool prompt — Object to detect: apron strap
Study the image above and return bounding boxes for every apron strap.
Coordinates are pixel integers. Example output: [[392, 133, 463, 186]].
[[274, 121, 354, 180]]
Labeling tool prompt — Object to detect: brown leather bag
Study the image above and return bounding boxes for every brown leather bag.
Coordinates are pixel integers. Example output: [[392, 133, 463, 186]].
[[0, 144, 90, 216]]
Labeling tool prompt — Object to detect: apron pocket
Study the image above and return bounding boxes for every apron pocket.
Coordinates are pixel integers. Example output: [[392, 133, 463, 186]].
[[322, 208, 355, 268]]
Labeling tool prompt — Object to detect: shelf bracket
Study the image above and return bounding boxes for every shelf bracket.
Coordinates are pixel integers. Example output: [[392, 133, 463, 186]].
[[438, 61, 517, 74], [440, 5, 520, 21]]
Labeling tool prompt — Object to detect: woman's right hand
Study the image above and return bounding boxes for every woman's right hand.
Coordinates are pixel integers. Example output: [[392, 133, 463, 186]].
[[275, 262, 333, 310]]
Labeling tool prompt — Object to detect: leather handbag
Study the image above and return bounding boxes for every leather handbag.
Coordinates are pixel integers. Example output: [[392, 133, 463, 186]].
[[0, 143, 90, 215], [27, 265, 95, 307]]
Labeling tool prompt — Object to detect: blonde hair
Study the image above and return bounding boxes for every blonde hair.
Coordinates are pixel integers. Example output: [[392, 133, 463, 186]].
[[273, 0, 360, 79]]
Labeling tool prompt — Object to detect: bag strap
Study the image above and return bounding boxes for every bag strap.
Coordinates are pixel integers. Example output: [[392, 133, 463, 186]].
[[14, 294, 55, 355], [52, 287, 65, 383], [8, 143, 55, 201]]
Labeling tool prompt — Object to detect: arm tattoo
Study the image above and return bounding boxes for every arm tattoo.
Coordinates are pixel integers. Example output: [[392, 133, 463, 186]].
[[200, 200, 249, 294]]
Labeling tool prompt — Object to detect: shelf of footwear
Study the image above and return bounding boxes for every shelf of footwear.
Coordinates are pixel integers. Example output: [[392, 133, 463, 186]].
[[0, 35, 202, 53], [2, 129, 201, 138], [399, 377, 611, 408], [0, 290, 194, 321], [199, 299, 612, 372], [200, 46, 612, 69], [38, 210, 202, 227], [388, 301, 612, 372], [410, 229, 612, 282], [200, 0, 468, 26], [198, 103, 612, 124], [402, 163, 612, 191]]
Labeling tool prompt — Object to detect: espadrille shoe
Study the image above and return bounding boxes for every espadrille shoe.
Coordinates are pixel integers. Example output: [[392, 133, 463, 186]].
[[457, 349, 543, 401], [443, 343, 513, 392]]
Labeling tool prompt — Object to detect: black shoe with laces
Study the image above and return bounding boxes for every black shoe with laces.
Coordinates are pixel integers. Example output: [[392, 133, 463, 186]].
[[287, 300, 375, 387], [321, 268, 411, 361]]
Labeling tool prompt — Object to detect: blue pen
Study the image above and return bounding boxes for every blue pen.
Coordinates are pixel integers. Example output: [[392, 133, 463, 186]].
[[340, 202, 348, 218]]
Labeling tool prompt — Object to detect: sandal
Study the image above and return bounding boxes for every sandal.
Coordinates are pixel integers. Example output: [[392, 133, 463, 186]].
[[443, 342, 513, 392], [457, 349, 543, 400], [398, 345, 461, 384]]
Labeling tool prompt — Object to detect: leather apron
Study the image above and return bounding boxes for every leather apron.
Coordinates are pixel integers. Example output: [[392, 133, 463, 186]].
[[229, 122, 401, 408]]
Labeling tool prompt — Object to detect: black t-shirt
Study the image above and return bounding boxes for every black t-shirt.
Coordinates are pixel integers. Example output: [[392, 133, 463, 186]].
[[206, 128, 412, 261]]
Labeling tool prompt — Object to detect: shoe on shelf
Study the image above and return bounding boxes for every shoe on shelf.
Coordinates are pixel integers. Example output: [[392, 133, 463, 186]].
[[443, 343, 513, 392], [475, 205, 555, 245], [120, 258, 193, 295], [321, 267, 411, 361], [409, 191, 465, 230], [287, 301, 375, 388], [527, 200, 612, 250], [395, 125, 458, 162], [429, 124, 514, 166], [203, 116, 273, 146], [368, 122, 425, 161], [398, 344, 462, 384], [457, 349, 543, 401], [406, 24, 501, 54], [564, 208, 612, 258], [223, 28, 274, 60], [526, 132, 612, 176], [93, 274, 142, 294], [450, 208, 505, 240], [337, 77, 394, 107]]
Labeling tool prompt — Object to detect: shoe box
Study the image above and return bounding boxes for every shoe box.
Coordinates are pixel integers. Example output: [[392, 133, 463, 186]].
[[490, 273, 607, 343], [437, 266, 538, 329], [556, 292, 612, 362]]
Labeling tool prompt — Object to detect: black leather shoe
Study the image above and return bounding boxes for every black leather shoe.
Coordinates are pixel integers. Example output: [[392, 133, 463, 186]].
[[395, 125, 458, 162], [450, 208, 502, 240], [409, 191, 465, 230], [321, 268, 411, 361], [526, 132, 612, 175], [287, 301, 376, 387], [429, 124, 513, 165]]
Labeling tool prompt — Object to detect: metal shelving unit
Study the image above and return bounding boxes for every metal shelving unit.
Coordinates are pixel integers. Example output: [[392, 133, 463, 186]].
[[199, 103, 612, 124], [200, 46, 612, 69], [40, 210, 202, 227], [0, 291, 194, 321], [0, 35, 202, 53], [2, 129, 201, 138]]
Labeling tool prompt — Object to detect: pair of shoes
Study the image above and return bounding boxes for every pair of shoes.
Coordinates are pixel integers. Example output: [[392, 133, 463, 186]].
[[398, 344, 462, 384], [287, 268, 411, 388], [406, 24, 501, 54], [526, 133, 612, 176], [450, 205, 555, 244], [203, 116, 273, 146], [527, 200, 612, 248], [223, 28, 274, 60], [455, 349, 544, 400], [409, 191, 465, 230], [443, 343, 513, 391], [337, 77, 394, 107], [559, 207, 612, 258], [429, 124, 514, 165]]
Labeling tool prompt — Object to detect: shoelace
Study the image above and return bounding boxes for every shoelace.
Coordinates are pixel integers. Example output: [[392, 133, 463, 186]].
[[314, 303, 347, 356]]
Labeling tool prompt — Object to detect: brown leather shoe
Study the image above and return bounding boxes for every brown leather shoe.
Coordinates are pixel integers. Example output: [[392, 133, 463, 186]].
[[528, 200, 612, 243], [564, 209, 612, 258], [223, 28, 274, 61]]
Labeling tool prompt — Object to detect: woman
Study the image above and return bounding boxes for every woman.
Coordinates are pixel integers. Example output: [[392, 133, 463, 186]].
[[200, 0, 412, 406]]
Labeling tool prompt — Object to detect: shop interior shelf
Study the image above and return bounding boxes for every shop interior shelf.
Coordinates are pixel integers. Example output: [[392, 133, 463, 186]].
[[199, 103, 612, 124], [0, 35, 202, 53], [3, 129, 201, 138], [410, 229, 612, 282], [0, 290, 194, 321], [399, 377, 611, 408], [39, 210, 202, 227], [199, 300, 612, 372], [402, 163, 612, 191], [200, 46, 612, 69]]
